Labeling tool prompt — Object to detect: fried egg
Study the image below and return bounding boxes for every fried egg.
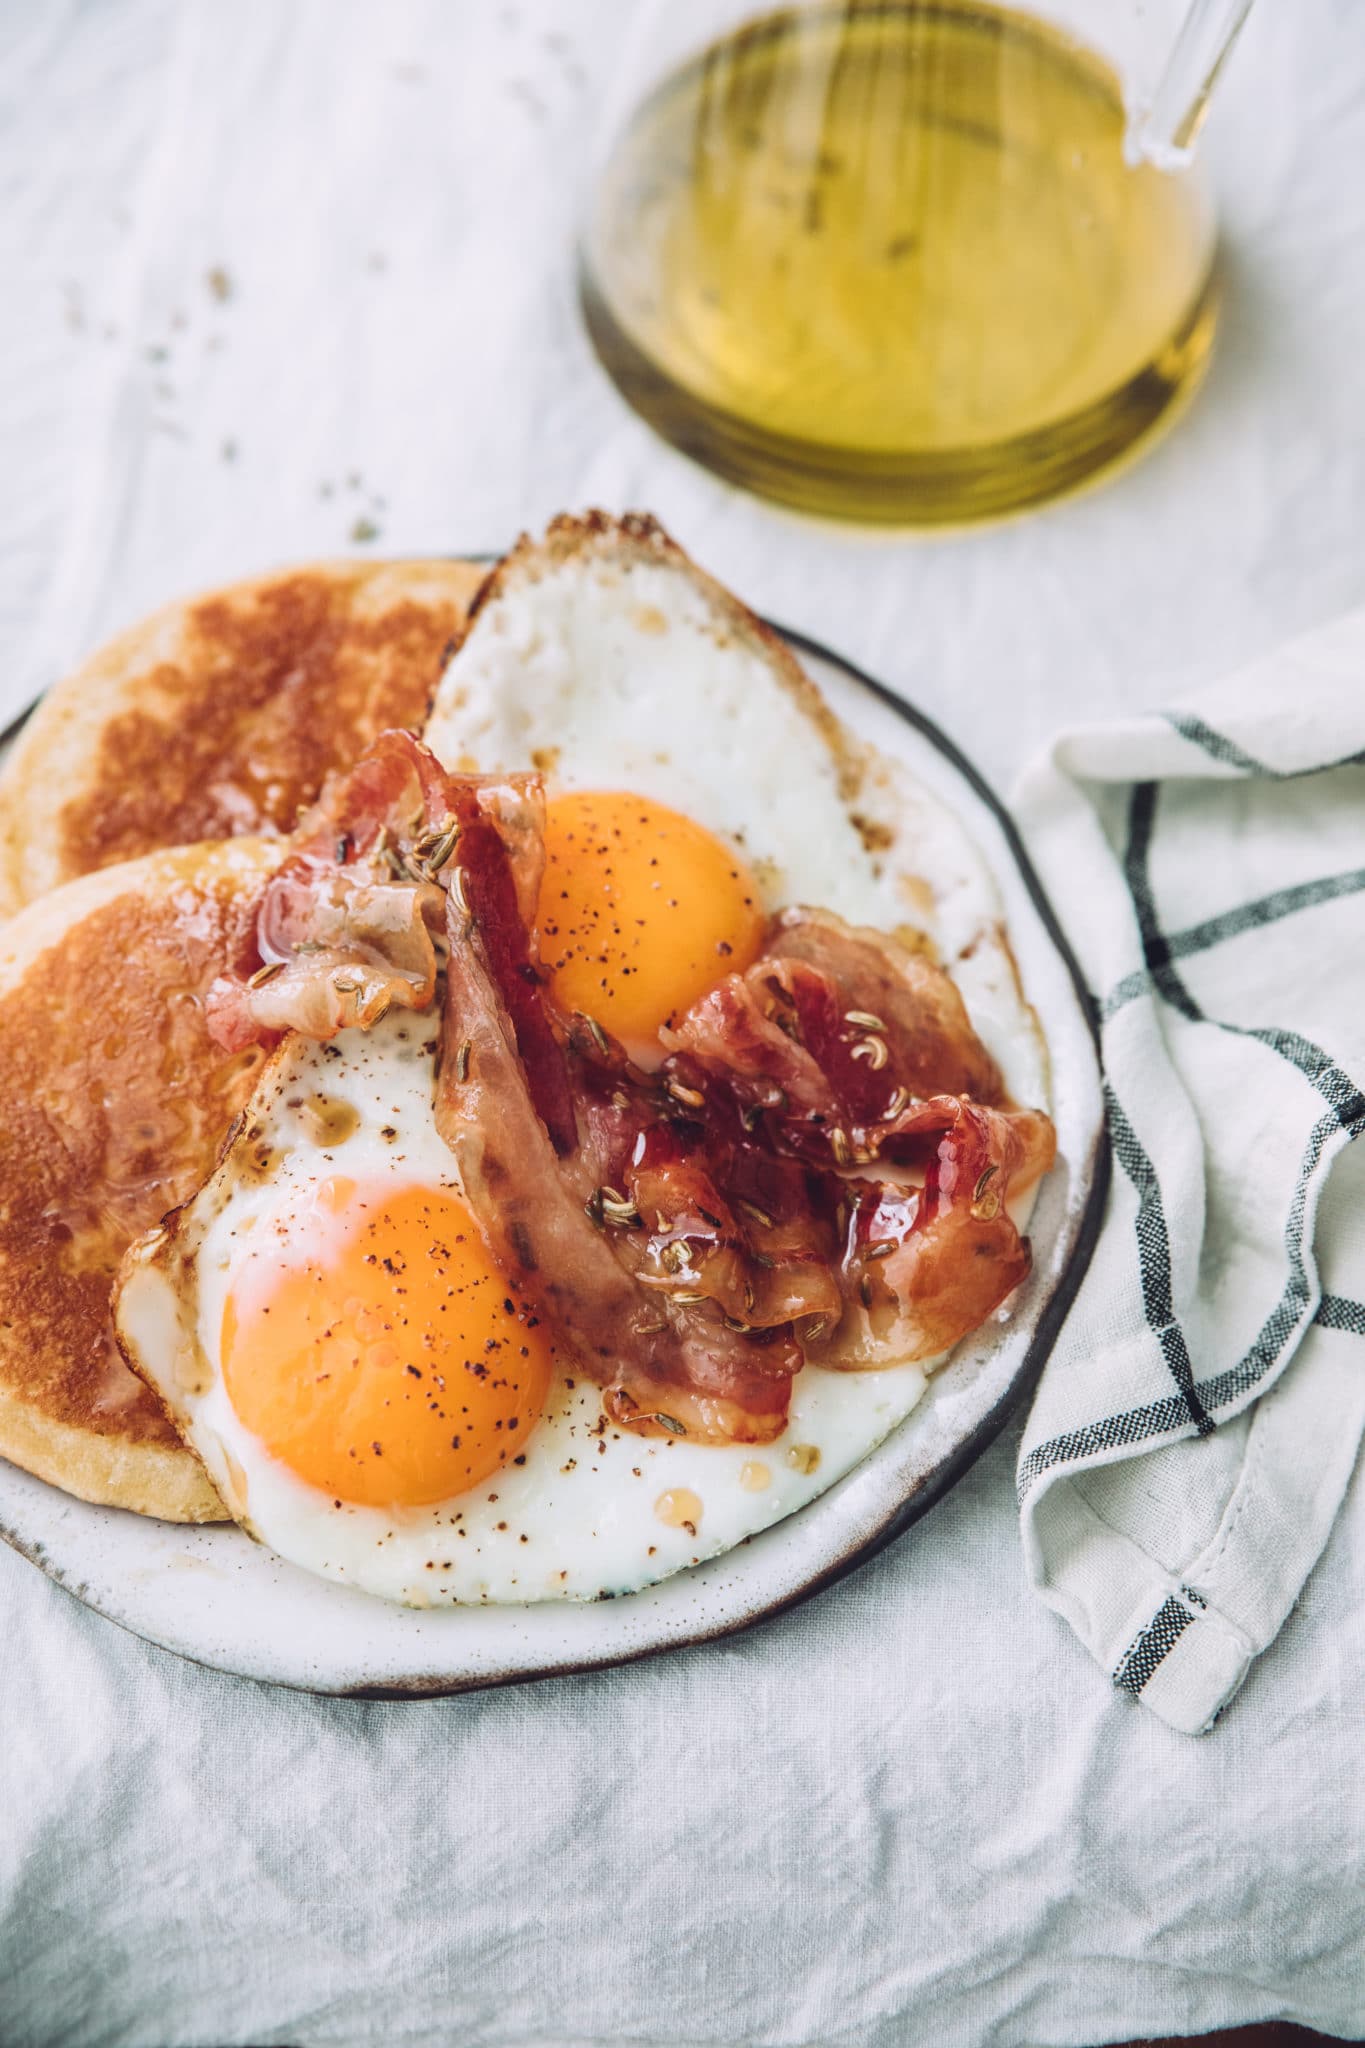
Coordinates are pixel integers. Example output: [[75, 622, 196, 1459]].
[[116, 1008, 938, 1604], [425, 521, 1045, 1107], [117, 519, 1049, 1605]]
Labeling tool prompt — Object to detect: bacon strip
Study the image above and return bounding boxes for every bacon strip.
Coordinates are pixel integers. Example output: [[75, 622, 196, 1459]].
[[664, 907, 1010, 1171], [435, 887, 798, 1443], [444, 792, 577, 1158], [764, 907, 1005, 1105], [204, 731, 542, 1053], [652, 911, 1053, 1376], [663, 970, 829, 1114], [210, 877, 442, 1049], [598, 1118, 839, 1335], [811, 1097, 1057, 1369], [435, 851, 1054, 1437]]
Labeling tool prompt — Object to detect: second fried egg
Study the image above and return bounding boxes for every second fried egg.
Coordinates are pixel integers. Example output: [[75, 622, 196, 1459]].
[[115, 1008, 934, 1605]]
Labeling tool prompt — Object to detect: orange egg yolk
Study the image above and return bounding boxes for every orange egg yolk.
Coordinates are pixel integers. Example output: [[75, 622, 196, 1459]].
[[221, 1180, 552, 1509], [537, 790, 765, 1058]]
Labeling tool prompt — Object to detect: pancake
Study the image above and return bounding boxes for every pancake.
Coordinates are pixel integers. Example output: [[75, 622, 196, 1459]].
[[0, 558, 486, 919], [0, 838, 282, 1520]]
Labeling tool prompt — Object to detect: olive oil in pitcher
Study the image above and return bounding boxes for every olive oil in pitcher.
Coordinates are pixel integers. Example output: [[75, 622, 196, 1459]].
[[581, 1, 1219, 523]]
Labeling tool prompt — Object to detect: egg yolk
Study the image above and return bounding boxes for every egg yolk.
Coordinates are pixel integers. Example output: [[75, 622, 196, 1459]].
[[537, 791, 765, 1057], [220, 1181, 552, 1509]]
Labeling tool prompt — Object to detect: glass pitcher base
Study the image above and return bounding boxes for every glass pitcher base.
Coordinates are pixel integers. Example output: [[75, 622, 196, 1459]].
[[581, 264, 1219, 527]]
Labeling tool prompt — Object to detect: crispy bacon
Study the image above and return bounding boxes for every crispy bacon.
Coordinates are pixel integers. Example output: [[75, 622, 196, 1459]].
[[436, 815, 1053, 1440], [444, 786, 577, 1158], [553, 1084, 842, 1342], [435, 888, 797, 1443], [663, 968, 829, 1115], [435, 875, 1053, 1437], [664, 907, 1007, 1166], [811, 1097, 1057, 1369], [649, 915, 1053, 1378], [764, 908, 1005, 1105], [199, 730, 1057, 1447], [204, 730, 542, 1053], [209, 875, 442, 1049]]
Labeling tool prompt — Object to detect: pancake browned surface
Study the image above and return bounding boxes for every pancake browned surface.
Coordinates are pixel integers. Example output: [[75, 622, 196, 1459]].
[[0, 557, 486, 917], [0, 839, 282, 1520]]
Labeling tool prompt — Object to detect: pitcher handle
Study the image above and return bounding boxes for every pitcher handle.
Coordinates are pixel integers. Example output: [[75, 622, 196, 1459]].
[[1130, 0, 1255, 168]]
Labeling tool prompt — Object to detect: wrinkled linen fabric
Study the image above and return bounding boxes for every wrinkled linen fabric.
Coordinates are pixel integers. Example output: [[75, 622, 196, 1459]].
[[1016, 620, 1365, 1734], [2, 3, 1365, 2045], [5, 1437, 1363, 2048]]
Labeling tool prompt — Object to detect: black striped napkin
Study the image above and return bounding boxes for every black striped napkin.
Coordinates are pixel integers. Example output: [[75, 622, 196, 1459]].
[[1014, 612, 1365, 1734]]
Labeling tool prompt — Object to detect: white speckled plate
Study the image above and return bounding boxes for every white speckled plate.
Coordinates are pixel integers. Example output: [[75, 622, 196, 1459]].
[[0, 626, 1106, 1695]]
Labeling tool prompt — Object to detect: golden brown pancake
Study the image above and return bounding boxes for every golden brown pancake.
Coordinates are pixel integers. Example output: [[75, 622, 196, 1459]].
[[0, 558, 486, 918], [0, 839, 283, 1519]]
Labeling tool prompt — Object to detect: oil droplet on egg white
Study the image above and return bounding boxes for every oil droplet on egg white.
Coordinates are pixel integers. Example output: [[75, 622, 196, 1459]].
[[655, 1486, 704, 1534]]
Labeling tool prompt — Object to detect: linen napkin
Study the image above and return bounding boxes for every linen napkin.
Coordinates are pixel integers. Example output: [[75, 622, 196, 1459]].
[[1014, 608, 1365, 1735]]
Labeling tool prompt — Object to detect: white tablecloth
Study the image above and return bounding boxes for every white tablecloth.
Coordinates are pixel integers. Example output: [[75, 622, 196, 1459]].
[[2, 5, 1362, 2043]]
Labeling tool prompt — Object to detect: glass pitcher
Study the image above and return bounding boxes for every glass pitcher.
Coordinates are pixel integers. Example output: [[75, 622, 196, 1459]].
[[580, 0, 1253, 524]]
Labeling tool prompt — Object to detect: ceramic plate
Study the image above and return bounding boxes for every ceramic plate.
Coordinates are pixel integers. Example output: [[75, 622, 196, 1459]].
[[0, 626, 1106, 1695]]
